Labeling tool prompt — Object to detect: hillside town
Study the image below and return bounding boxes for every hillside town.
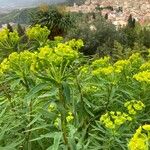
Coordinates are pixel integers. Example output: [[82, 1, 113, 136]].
[[67, 0, 150, 27]]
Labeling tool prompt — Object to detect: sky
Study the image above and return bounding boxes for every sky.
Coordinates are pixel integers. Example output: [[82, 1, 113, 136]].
[[0, 0, 65, 8]]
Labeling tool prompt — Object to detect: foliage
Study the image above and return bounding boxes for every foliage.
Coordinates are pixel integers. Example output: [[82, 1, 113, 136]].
[[66, 13, 150, 58], [0, 24, 150, 149], [66, 14, 118, 55], [32, 6, 74, 39], [0, 28, 20, 60], [0, 8, 37, 26]]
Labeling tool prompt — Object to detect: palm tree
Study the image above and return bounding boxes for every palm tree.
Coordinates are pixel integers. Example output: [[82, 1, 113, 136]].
[[32, 6, 74, 39]]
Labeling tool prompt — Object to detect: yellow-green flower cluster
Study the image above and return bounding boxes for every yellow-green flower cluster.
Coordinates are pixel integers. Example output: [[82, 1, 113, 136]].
[[0, 38, 82, 76], [128, 53, 141, 63], [114, 59, 130, 73], [55, 43, 79, 60], [48, 103, 56, 112], [140, 61, 150, 70], [128, 53, 144, 73], [91, 57, 115, 76], [0, 51, 36, 75], [26, 24, 50, 43], [92, 56, 110, 68], [54, 117, 60, 127], [66, 39, 84, 50], [0, 58, 10, 75], [79, 66, 89, 74], [124, 100, 145, 115], [54, 112, 74, 127], [83, 85, 99, 94], [0, 28, 9, 41], [100, 111, 132, 129], [128, 125, 150, 150], [54, 36, 63, 42], [36, 42, 79, 68], [0, 28, 19, 44], [66, 112, 74, 123], [133, 71, 150, 84], [92, 66, 114, 76]]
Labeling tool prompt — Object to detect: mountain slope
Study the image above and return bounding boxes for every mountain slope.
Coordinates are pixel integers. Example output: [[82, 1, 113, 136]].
[[0, 0, 66, 8]]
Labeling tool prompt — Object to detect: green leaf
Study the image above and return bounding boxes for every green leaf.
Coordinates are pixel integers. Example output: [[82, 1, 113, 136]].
[[0, 139, 24, 150], [62, 81, 71, 103], [25, 83, 50, 101], [46, 132, 62, 150]]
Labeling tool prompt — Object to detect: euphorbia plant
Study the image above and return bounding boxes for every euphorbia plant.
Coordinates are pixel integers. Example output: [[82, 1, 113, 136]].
[[0, 29, 84, 149]]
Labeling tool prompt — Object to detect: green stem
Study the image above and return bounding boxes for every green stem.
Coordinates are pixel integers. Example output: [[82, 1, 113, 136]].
[[105, 84, 113, 111], [27, 101, 32, 150], [58, 84, 70, 150], [2, 86, 15, 112], [22, 77, 32, 150]]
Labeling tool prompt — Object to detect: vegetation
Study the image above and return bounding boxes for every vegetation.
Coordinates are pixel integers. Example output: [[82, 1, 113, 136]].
[[66, 13, 150, 59], [0, 8, 37, 26], [32, 5, 74, 39], [0, 3, 150, 149], [0, 24, 150, 149]]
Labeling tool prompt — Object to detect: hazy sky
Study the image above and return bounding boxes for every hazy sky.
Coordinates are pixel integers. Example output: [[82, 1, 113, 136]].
[[0, 0, 65, 8]]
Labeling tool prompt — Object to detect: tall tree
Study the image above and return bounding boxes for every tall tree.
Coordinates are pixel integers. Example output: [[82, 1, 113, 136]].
[[32, 6, 74, 39], [7, 23, 13, 32], [127, 14, 136, 28], [17, 24, 25, 36]]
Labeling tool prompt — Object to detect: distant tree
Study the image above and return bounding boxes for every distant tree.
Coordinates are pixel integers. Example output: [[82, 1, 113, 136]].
[[106, 6, 113, 11], [17, 24, 25, 36], [95, 6, 103, 11], [132, 18, 136, 28], [38, 3, 49, 12], [104, 13, 108, 20], [66, 14, 118, 55], [139, 28, 150, 48], [127, 14, 136, 28], [32, 6, 74, 39], [7, 23, 13, 32]]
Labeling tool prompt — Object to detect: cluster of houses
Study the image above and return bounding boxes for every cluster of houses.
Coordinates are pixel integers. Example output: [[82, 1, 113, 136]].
[[67, 0, 150, 28]]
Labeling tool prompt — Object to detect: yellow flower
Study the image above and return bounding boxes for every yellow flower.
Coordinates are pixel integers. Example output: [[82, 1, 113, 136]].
[[114, 60, 130, 66], [48, 103, 56, 112], [133, 126, 142, 138], [114, 59, 130, 73], [92, 56, 110, 68], [54, 118, 60, 127], [133, 71, 150, 84], [92, 66, 114, 76], [124, 100, 145, 115], [129, 53, 141, 62], [143, 125, 150, 131], [66, 112, 74, 123], [66, 39, 84, 50], [140, 62, 150, 70], [128, 137, 147, 150], [54, 36, 63, 41], [100, 111, 131, 129], [26, 24, 50, 43], [128, 126, 149, 150]]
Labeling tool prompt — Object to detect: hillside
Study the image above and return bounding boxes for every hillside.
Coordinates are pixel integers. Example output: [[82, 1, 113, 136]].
[[0, 0, 65, 9], [0, 8, 38, 26]]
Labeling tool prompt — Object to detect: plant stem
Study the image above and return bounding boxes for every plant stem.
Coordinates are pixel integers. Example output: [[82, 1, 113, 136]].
[[27, 101, 32, 150], [22, 77, 32, 150], [58, 84, 70, 150]]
